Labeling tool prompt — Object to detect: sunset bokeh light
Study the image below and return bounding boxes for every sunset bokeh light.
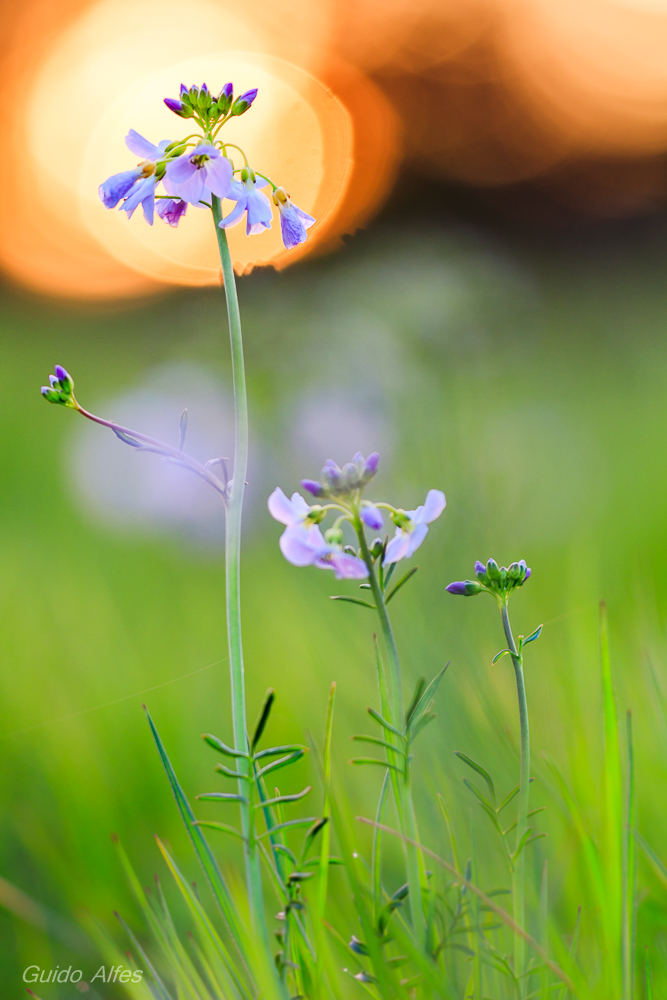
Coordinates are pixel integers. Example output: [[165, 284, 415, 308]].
[[4, 0, 667, 296]]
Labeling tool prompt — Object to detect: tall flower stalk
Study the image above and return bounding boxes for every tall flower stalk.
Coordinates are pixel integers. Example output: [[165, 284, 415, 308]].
[[447, 557, 540, 991]]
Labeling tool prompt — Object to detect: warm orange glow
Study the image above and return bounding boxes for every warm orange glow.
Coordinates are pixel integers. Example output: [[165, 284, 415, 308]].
[[0, 0, 398, 297]]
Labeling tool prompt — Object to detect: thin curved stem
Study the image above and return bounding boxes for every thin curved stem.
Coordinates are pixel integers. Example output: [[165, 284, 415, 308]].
[[210, 198, 266, 942], [501, 600, 530, 992]]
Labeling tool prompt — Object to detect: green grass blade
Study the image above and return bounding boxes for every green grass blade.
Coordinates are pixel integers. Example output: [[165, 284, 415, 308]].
[[622, 710, 636, 1000]]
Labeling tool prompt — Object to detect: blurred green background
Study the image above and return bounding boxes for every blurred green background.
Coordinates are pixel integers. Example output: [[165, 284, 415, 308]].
[[3, 199, 667, 995]]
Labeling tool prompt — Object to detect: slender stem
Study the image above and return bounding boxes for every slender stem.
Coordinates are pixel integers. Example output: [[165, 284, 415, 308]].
[[355, 521, 426, 943], [501, 601, 530, 991], [210, 198, 266, 940], [355, 525, 403, 726]]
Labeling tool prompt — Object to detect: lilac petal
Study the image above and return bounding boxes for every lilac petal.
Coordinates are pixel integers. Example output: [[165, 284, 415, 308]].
[[326, 551, 369, 580], [383, 530, 411, 566], [255, 176, 269, 189], [279, 205, 307, 249], [192, 143, 219, 158], [289, 492, 311, 517], [125, 129, 161, 159], [218, 199, 247, 229], [165, 165, 205, 204], [421, 489, 446, 524], [361, 505, 384, 531], [141, 183, 156, 225], [446, 581, 467, 595], [292, 202, 315, 228], [268, 487, 298, 526], [406, 522, 429, 557], [165, 155, 197, 185], [155, 198, 187, 227], [280, 524, 325, 566], [98, 168, 141, 209], [203, 155, 233, 198], [246, 187, 273, 235], [121, 175, 155, 219], [524, 567, 531, 580]]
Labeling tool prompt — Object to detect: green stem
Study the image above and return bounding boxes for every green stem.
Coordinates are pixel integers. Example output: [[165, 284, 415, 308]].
[[211, 198, 266, 941], [501, 601, 530, 992], [355, 522, 426, 944], [355, 526, 402, 726]]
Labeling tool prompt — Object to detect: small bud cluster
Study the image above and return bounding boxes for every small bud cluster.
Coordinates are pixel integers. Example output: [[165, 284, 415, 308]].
[[164, 82, 257, 125], [302, 452, 380, 501], [446, 558, 531, 599], [41, 365, 77, 408]]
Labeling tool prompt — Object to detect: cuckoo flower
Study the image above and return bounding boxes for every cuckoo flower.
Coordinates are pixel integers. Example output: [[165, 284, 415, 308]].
[[383, 489, 446, 566], [219, 173, 273, 236], [156, 198, 188, 227], [273, 187, 315, 249], [301, 452, 380, 501], [164, 144, 233, 204]]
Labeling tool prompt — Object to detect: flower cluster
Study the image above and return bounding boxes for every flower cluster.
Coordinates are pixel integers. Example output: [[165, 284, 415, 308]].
[[41, 365, 77, 408], [268, 452, 446, 580], [98, 82, 315, 250], [446, 558, 531, 601]]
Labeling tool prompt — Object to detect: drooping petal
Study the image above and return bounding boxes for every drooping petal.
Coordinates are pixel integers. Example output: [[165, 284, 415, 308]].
[[279, 204, 308, 249], [121, 175, 156, 221], [125, 129, 162, 159], [218, 199, 248, 229], [361, 505, 384, 531], [420, 489, 446, 524], [268, 487, 298, 526], [322, 551, 369, 580], [245, 187, 273, 235], [383, 529, 411, 566], [155, 198, 188, 227], [98, 168, 142, 209], [203, 155, 233, 198], [279, 524, 325, 566], [406, 522, 429, 557], [141, 182, 156, 225]]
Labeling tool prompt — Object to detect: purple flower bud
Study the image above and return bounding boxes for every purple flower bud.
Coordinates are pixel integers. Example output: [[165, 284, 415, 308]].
[[446, 581, 467, 595], [220, 82, 233, 99], [238, 88, 257, 106], [475, 560, 486, 576], [55, 365, 70, 383], [364, 452, 380, 476], [164, 98, 184, 115], [301, 479, 324, 497], [361, 505, 384, 531], [201, 82, 209, 95], [524, 567, 531, 580], [180, 83, 188, 97]]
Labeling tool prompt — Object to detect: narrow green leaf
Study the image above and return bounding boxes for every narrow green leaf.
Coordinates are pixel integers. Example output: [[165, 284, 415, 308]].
[[253, 743, 307, 761], [351, 734, 406, 755], [522, 623, 543, 645], [454, 751, 495, 802], [301, 817, 328, 864], [317, 681, 336, 929], [257, 817, 317, 840], [406, 664, 448, 736], [367, 706, 404, 740], [622, 710, 636, 1000], [252, 688, 275, 750], [257, 786, 312, 808], [405, 677, 426, 727], [635, 830, 667, 890], [385, 565, 419, 604], [511, 826, 534, 861], [599, 599, 623, 976], [144, 709, 245, 950], [645, 948, 653, 1000], [202, 733, 248, 759], [462, 777, 495, 813], [196, 792, 248, 803], [350, 757, 404, 772], [492, 649, 511, 664], [192, 821, 245, 841], [255, 750, 306, 780], [330, 595, 376, 609], [409, 711, 437, 741], [215, 763, 249, 780]]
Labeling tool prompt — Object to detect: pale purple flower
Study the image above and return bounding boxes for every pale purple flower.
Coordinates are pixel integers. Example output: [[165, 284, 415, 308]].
[[361, 504, 383, 531], [121, 175, 158, 223], [272, 187, 315, 249], [99, 168, 143, 209], [383, 489, 446, 566], [219, 176, 272, 236], [156, 198, 188, 227], [268, 487, 368, 579], [99, 130, 171, 221], [231, 89, 258, 116], [164, 144, 233, 204]]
